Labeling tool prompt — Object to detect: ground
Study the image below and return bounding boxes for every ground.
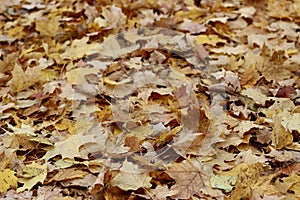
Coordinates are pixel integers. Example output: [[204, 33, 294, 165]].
[[0, 0, 300, 199]]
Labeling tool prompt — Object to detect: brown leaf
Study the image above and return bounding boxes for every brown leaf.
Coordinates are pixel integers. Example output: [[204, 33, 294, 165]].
[[166, 159, 204, 199], [276, 86, 297, 98], [50, 168, 88, 182]]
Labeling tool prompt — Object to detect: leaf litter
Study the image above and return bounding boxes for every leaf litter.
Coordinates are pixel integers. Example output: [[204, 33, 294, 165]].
[[0, 0, 300, 199]]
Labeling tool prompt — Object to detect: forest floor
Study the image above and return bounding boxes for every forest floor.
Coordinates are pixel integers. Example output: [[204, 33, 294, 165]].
[[0, 0, 300, 199]]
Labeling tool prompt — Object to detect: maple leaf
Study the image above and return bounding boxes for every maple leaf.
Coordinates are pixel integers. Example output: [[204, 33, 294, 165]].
[[166, 159, 205, 199], [177, 19, 207, 34], [10, 64, 42, 93], [241, 88, 268, 105], [110, 160, 152, 191], [272, 115, 293, 149], [61, 37, 101, 60], [99, 35, 139, 59], [94, 5, 126, 30], [35, 16, 59, 37], [274, 172, 300, 194], [42, 131, 100, 161], [49, 168, 88, 182], [65, 67, 99, 85], [229, 163, 279, 199], [147, 185, 177, 200], [17, 162, 47, 192]]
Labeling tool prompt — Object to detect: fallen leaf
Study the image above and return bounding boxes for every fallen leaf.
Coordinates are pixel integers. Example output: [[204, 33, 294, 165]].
[[147, 185, 177, 200], [50, 168, 88, 182], [210, 175, 237, 193], [195, 34, 227, 46], [10, 64, 42, 93], [42, 130, 101, 161], [61, 37, 101, 60], [17, 162, 47, 192], [110, 160, 152, 190], [65, 67, 99, 85], [177, 19, 207, 34], [0, 169, 18, 193], [35, 16, 59, 37], [166, 159, 204, 199]]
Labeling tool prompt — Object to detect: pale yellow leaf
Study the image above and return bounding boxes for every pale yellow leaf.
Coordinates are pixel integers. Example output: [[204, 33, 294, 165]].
[[10, 64, 42, 92], [61, 37, 101, 60], [17, 162, 47, 192], [111, 160, 152, 190], [65, 67, 99, 84]]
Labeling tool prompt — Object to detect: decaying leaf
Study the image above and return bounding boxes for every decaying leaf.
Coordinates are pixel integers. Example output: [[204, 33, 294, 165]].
[[1, 0, 300, 199]]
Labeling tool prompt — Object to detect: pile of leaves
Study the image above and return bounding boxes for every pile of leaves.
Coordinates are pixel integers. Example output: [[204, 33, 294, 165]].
[[0, 0, 300, 199]]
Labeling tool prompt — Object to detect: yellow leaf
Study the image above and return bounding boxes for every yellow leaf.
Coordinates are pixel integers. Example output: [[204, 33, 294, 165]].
[[65, 67, 99, 84], [103, 77, 132, 85], [35, 16, 59, 37], [128, 125, 153, 140], [175, 8, 206, 21], [275, 172, 300, 194], [230, 163, 278, 199], [41, 69, 59, 82], [157, 126, 182, 145], [241, 88, 268, 105], [7, 25, 25, 39], [54, 118, 74, 131], [195, 35, 226, 46], [61, 37, 101, 60], [0, 169, 18, 193], [17, 162, 47, 192]]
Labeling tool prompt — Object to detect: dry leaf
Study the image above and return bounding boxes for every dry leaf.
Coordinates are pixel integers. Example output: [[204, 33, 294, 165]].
[[0, 169, 18, 193], [110, 160, 152, 190], [10, 64, 42, 92], [17, 162, 47, 192], [166, 159, 204, 199], [35, 16, 59, 37]]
